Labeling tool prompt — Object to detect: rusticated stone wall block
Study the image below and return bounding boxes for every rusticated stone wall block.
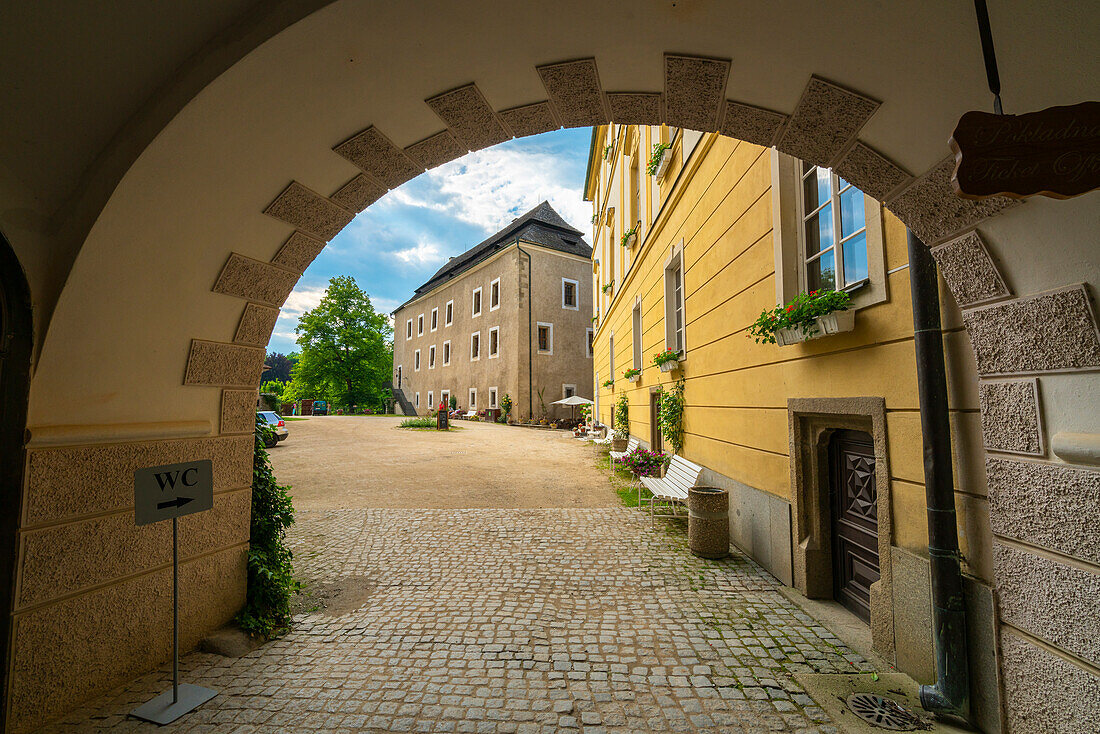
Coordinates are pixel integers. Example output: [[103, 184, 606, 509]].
[[834, 142, 912, 202], [330, 173, 385, 212], [719, 101, 786, 149], [537, 58, 608, 128], [979, 379, 1044, 455], [405, 130, 467, 170], [607, 93, 662, 125], [498, 102, 559, 138], [334, 125, 423, 188], [263, 182, 353, 241], [23, 435, 252, 525], [664, 55, 729, 132], [213, 253, 298, 306], [7, 546, 245, 733], [425, 84, 509, 151], [888, 157, 1021, 244], [994, 542, 1100, 668], [15, 488, 249, 609], [930, 230, 1012, 307], [184, 340, 265, 388], [233, 302, 279, 346], [1000, 630, 1100, 734], [221, 389, 259, 434], [963, 285, 1100, 375], [273, 231, 326, 273], [777, 76, 879, 168], [988, 457, 1100, 564]]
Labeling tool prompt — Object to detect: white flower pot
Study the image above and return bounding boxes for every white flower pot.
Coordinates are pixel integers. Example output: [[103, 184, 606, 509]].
[[627, 374, 640, 383], [775, 310, 855, 346], [658, 360, 679, 372], [655, 149, 673, 179], [622, 231, 637, 249]]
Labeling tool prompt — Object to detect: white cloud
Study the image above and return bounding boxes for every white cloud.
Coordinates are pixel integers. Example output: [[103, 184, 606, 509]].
[[279, 284, 327, 318], [387, 235, 446, 268]]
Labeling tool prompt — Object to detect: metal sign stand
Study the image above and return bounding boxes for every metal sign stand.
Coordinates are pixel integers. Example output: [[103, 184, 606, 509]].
[[130, 461, 217, 725]]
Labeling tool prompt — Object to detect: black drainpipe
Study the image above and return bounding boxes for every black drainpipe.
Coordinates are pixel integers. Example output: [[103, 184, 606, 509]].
[[517, 243, 534, 418], [907, 229, 970, 722]]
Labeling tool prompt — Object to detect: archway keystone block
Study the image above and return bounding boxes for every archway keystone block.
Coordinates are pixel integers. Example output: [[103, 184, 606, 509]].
[[334, 125, 423, 188], [273, 231, 326, 273], [719, 100, 787, 149], [426, 83, 510, 151], [834, 142, 912, 203], [607, 93, 663, 126], [263, 182, 354, 241], [929, 230, 1012, 307], [214, 254, 298, 306], [184, 340, 265, 387], [777, 76, 880, 169], [537, 58, 609, 127], [664, 55, 730, 132], [404, 130, 468, 171], [233, 303, 280, 346], [331, 174, 386, 213], [498, 101, 559, 138]]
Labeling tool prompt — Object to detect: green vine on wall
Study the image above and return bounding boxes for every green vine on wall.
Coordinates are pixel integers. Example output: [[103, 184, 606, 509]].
[[647, 142, 671, 176], [237, 416, 298, 638], [656, 377, 685, 454], [614, 391, 630, 438]]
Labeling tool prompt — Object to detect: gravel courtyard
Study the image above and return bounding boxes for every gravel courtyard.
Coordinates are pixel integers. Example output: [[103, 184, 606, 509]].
[[40, 418, 874, 732]]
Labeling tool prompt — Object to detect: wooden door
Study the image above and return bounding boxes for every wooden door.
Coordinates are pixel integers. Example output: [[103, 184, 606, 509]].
[[650, 392, 663, 453], [829, 429, 880, 623]]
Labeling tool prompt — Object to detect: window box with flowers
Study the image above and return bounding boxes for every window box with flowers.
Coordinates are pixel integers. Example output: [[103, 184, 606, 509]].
[[748, 290, 853, 346], [602, 281, 614, 298], [620, 223, 639, 249], [602, 378, 615, 389], [653, 348, 681, 373], [623, 367, 641, 383], [647, 142, 673, 179]]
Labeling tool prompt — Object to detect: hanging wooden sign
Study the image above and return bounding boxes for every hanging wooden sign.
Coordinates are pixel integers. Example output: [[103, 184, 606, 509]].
[[949, 101, 1100, 200]]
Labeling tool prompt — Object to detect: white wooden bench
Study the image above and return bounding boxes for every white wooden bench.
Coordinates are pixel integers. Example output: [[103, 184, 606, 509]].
[[640, 454, 703, 520], [608, 436, 639, 464], [463, 410, 477, 419]]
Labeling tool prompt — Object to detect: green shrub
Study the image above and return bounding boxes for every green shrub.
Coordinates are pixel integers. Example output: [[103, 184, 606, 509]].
[[236, 417, 297, 638], [614, 392, 630, 438], [657, 377, 685, 454], [399, 416, 436, 428]]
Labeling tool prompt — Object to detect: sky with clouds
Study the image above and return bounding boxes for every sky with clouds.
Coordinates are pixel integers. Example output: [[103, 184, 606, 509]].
[[267, 127, 593, 354]]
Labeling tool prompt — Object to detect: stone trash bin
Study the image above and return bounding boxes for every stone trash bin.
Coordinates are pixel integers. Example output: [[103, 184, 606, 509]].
[[688, 486, 730, 559]]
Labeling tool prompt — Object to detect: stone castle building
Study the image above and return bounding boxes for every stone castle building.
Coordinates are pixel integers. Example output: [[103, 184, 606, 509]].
[[392, 201, 593, 421]]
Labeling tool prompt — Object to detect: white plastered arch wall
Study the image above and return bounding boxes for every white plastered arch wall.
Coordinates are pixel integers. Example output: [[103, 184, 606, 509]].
[[9, 2, 1099, 732]]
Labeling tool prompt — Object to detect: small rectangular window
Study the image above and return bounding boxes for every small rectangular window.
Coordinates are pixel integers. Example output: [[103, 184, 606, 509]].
[[470, 332, 480, 360], [415, 392, 420, 407], [490, 278, 500, 311], [586, 328, 594, 358], [563, 384, 576, 399], [488, 326, 499, 358], [632, 301, 642, 370], [445, 300, 453, 326], [469, 388, 477, 409], [417, 314, 424, 336], [428, 345, 436, 369], [609, 332, 614, 375], [536, 322, 553, 355], [489, 387, 498, 409], [431, 308, 438, 331], [428, 391, 433, 408], [664, 249, 685, 355], [443, 340, 451, 366], [562, 278, 579, 309], [406, 319, 412, 340], [472, 287, 482, 317], [414, 349, 421, 371]]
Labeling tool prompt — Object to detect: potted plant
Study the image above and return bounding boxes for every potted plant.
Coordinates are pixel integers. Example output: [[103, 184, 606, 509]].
[[602, 378, 615, 389], [647, 142, 672, 178], [748, 289, 853, 346], [653, 348, 680, 372], [620, 223, 639, 248], [623, 367, 641, 383], [615, 446, 670, 479], [602, 282, 614, 296], [611, 393, 630, 451]]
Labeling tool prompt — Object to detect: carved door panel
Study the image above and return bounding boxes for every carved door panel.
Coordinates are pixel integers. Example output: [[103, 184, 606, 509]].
[[829, 429, 880, 623]]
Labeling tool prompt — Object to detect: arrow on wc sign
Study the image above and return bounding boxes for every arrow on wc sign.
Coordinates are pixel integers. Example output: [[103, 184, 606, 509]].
[[135, 460, 213, 525]]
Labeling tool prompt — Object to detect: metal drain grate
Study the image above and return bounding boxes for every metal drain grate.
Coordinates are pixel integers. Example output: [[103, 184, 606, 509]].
[[845, 693, 922, 731]]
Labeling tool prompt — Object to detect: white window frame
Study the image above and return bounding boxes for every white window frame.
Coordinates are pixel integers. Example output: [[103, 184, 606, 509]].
[[632, 298, 643, 370], [470, 331, 481, 361], [798, 162, 870, 292], [469, 388, 477, 410], [406, 319, 413, 340], [536, 322, 553, 356], [417, 313, 425, 336], [428, 345, 436, 369], [609, 332, 614, 376], [428, 391, 433, 408], [489, 387, 498, 409], [414, 349, 421, 371], [443, 339, 451, 366], [489, 278, 501, 311], [441, 389, 450, 407], [586, 328, 594, 359], [472, 287, 483, 317], [445, 299, 454, 326], [561, 278, 579, 310], [430, 307, 438, 332], [415, 392, 420, 408], [663, 244, 686, 357], [488, 326, 500, 359], [563, 384, 576, 399]]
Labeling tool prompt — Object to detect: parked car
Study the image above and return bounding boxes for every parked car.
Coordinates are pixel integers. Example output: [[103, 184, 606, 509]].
[[311, 399, 328, 416], [257, 411, 288, 448]]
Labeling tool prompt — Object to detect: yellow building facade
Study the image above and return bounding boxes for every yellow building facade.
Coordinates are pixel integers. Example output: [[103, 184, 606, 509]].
[[584, 124, 997, 720]]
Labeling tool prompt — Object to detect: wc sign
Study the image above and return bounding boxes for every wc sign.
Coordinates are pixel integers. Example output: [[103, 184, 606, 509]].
[[134, 459, 214, 525]]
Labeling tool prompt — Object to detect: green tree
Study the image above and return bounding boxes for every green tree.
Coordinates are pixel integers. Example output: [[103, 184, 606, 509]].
[[293, 276, 393, 407]]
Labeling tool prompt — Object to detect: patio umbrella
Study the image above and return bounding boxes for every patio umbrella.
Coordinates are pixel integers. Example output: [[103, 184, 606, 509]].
[[550, 395, 593, 423]]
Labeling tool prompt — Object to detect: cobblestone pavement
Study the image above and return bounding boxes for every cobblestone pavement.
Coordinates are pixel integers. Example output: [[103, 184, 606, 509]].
[[43, 508, 874, 733]]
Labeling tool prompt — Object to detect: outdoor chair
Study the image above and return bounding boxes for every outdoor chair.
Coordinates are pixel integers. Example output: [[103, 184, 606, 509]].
[[640, 455, 703, 522]]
